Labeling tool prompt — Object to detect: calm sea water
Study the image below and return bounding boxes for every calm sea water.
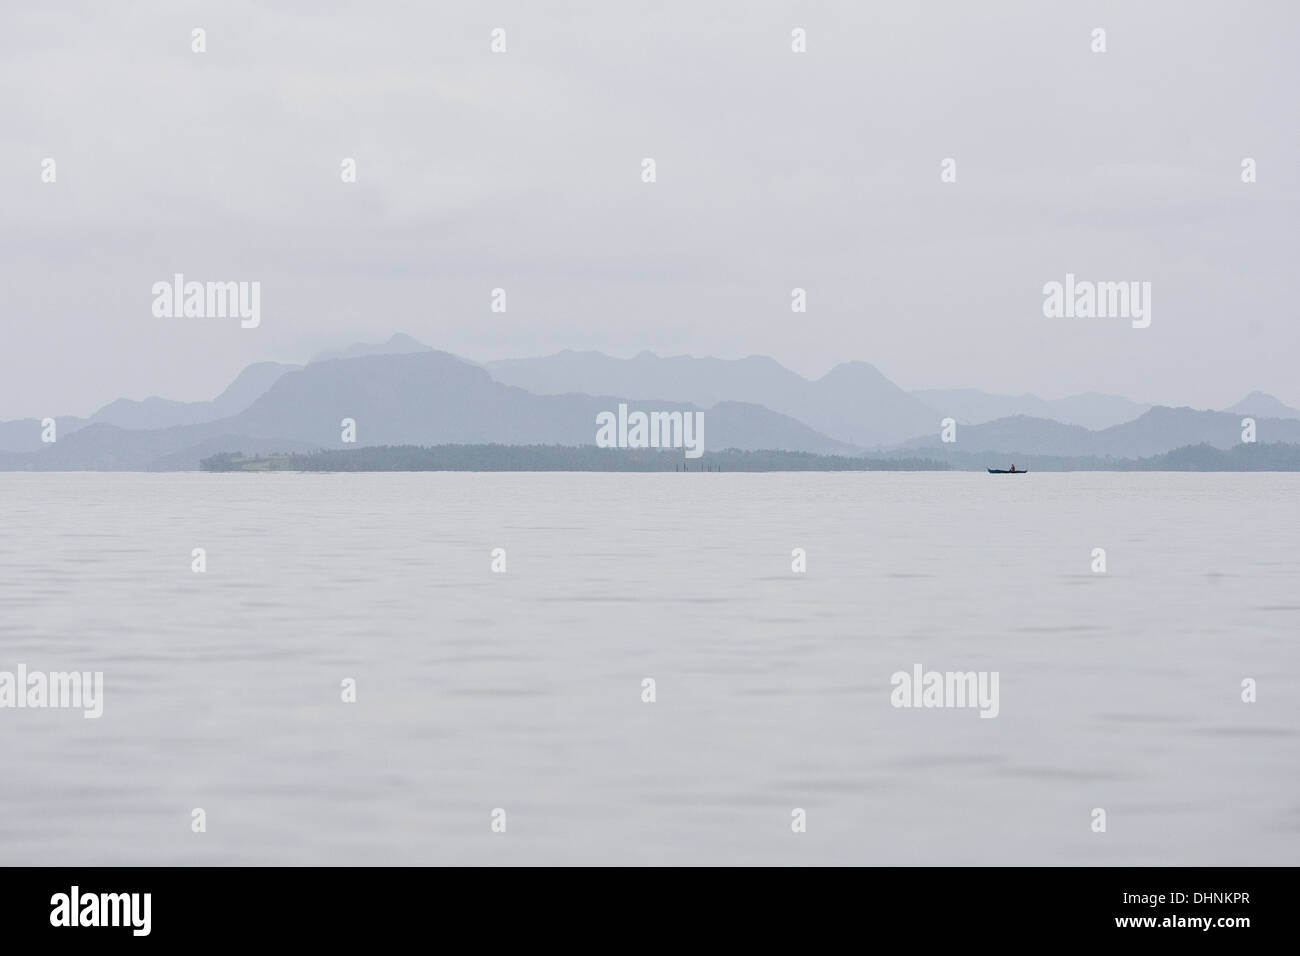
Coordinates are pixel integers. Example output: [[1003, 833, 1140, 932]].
[[0, 473, 1296, 865]]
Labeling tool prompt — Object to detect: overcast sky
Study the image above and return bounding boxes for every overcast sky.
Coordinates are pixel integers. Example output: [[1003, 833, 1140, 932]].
[[3, 0, 1297, 419]]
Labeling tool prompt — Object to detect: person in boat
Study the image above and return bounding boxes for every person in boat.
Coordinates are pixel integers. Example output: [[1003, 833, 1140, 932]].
[[1009, 464, 1016, 472]]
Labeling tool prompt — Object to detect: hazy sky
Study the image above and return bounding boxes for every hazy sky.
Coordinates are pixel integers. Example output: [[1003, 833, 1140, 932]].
[[3, 0, 1297, 419]]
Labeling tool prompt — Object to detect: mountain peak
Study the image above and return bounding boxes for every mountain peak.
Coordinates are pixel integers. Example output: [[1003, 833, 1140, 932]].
[[310, 333, 433, 364], [1225, 391, 1300, 420], [819, 360, 885, 380]]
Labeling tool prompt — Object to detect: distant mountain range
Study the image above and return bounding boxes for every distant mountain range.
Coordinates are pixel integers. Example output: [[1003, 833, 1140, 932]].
[[1, 333, 1296, 470], [0, 361, 300, 453], [894, 407, 1300, 459], [910, 389, 1150, 431], [1, 348, 853, 470], [489, 350, 1157, 439], [487, 350, 936, 447], [899, 405, 1300, 463]]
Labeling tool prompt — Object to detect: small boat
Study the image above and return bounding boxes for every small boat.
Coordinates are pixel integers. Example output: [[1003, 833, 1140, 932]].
[[987, 467, 1027, 474]]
